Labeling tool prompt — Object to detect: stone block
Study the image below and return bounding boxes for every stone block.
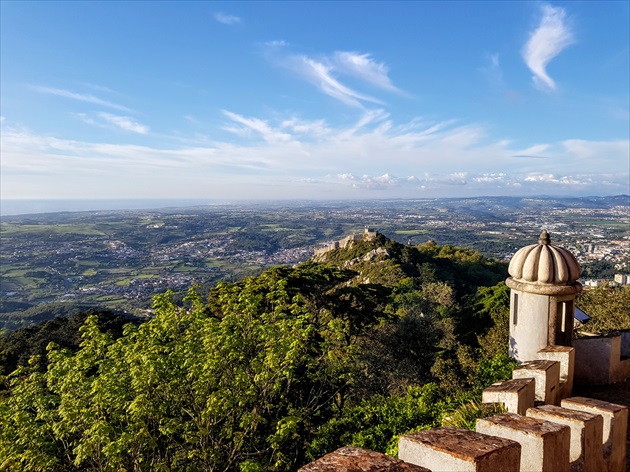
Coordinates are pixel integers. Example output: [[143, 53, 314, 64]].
[[527, 404, 606, 472], [398, 426, 521, 472], [513, 359, 560, 405], [482, 378, 535, 415], [573, 336, 616, 385], [561, 397, 628, 472], [476, 412, 570, 472], [299, 446, 431, 471], [537, 345, 575, 399]]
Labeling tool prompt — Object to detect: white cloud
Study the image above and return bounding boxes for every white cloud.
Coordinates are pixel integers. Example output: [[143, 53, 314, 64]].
[[214, 12, 241, 25], [339, 109, 390, 138], [522, 4, 575, 92], [2, 113, 628, 200], [562, 139, 630, 161], [328, 170, 627, 195], [334, 173, 400, 190], [337, 173, 355, 181], [222, 110, 291, 143], [98, 113, 149, 134], [78, 82, 121, 95], [299, 57, 382, 108], [480, 53, 503, 86], [524, 173, 589, 185], [265, 40, 288, 47], [513, 143, 550, 156], [280, 118, 330, 138], [334, 52, 399, 92], [472, 173, 508, 183], [74, 112, 98, 126], [273, 48, 401, 107], [31, 86, 133, 113]]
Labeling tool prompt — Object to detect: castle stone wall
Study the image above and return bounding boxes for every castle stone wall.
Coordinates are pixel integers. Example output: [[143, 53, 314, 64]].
[[574, 334, 630, 386]]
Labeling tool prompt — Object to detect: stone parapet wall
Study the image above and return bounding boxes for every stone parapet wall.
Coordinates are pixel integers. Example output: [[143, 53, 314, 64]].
[[574, 333, 630, 386], [299, 446, 430, 471], [301, 344, 628, 471]]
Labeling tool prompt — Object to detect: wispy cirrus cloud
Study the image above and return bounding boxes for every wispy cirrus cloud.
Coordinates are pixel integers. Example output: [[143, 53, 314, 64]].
[[2, 112, 628, 199], [31, 86, 133, 113], [480, 53, 503, 86], [334, 52, 399, 92], [269, 47, 401, 107], [73, 112, 149, 134], [265, 40, 288, 48], [562, 138, 629, 160], [98, 113, 149, 134], [522, 4, 575, 92], [222, 110, 291, 143], [299, 57, 383, 108], [214, 12, 241, 25]]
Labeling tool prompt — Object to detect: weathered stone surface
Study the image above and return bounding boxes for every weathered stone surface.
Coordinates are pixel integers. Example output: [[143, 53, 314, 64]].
[[513, 360, 560, 405], [527, 404, 606, 472], [507, 231, 581, 288], [399, 427, 521, 472], [482, 378, 535, 415], [562, 397, 628, 472], [538, 345, 575, 400], [574, 335, 630, 386], [477, 413, 570, 472], [298, 446, 430, 472]]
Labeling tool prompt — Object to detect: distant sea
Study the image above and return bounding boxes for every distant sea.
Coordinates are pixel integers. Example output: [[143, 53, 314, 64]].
[[0, 199, 223, 216]]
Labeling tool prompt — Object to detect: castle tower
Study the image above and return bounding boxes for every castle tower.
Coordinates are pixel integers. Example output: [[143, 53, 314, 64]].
[[506, 231, 582, 362]]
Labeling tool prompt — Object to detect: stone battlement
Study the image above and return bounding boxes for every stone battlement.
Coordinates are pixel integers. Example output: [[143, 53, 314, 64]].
[[313, 227, 378, 258], [302, 356, 628, 471]]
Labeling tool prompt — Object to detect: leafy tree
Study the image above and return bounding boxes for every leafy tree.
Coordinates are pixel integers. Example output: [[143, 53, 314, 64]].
[[0, 310, 139, 376], [307, 384, 444, 461], [0, 237, 516, 471], [1, 264, 393, 470], [467, 282, 511, 358], [353, 311, 443, 397], [429, 282, 513, 396], [577, 285, 630, 334]]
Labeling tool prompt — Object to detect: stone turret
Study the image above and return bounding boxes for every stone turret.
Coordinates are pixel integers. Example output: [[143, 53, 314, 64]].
[[506, 231, 582, 362]]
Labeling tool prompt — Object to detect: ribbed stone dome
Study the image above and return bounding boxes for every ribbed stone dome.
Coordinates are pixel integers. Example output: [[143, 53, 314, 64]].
[[508, 231, 581, 286]]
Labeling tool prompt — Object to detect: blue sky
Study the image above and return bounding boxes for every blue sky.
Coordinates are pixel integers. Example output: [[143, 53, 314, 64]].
[[1, 1, 629, 202]]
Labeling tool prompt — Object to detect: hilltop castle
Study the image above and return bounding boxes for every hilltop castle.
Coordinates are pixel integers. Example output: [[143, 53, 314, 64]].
[[302, 231, 629, 472], [313, 227, 378, 258]]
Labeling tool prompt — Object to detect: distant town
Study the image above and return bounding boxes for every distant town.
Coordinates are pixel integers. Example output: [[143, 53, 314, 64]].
[[1, 196, 628, 316]]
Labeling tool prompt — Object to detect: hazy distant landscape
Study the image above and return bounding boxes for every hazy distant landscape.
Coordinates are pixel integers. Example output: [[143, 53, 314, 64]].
[[2, 2, 629, 469], [2, 195, 628, 328]]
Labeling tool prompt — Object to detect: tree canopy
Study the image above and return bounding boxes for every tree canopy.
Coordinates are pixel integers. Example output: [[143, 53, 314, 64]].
[[577, 284, 630, 334], [1, 237, 515, 471]]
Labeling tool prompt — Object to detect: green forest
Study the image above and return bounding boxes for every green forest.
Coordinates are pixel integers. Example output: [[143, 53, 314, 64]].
[[1, 235, 628, 471]]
